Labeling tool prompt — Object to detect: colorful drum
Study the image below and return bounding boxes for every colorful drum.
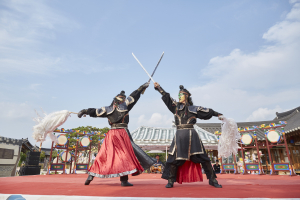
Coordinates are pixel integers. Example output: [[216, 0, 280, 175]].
[[150, 164, 163, 173], [56, 134, 68, 146], [80, 136, 90, 147], [267, 130, 282, 143], [60, 151, 72, 162], [241, 133, 253, 145]]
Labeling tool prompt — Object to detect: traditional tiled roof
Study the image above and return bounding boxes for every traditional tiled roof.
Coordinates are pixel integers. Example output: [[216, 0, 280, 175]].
[[0, 137, 23, 146], [0, 137, 38, 151], [196, 106, 300, 139], [284, 111, 300, 134], [196, 121, 267, 141], [131, 125, 218, 149], [275, 106, 300, 120]]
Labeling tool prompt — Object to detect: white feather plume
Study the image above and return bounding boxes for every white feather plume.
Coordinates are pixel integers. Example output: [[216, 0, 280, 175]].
[[218, 117, 240, 158], [32, 110, 71, 143]]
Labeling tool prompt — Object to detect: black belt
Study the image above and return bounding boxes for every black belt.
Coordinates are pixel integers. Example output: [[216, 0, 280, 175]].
[[177, 124, 194, 129], [111, 123, 128, 128]]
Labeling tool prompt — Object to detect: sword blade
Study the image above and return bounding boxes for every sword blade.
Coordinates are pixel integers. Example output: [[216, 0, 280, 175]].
[[132, 53, 155, 83], [148, 51, 164, 83]]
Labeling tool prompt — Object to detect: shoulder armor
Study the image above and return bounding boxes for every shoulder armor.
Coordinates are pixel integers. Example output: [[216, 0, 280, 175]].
[[188, 106, 198, 114], [105, 106, 115, 115], [116, 102, 128, 112], [188, 106, 209, 113], [96, 107, 106, 116], [197, 106, 209, 113], [125, 96, 135, 106]]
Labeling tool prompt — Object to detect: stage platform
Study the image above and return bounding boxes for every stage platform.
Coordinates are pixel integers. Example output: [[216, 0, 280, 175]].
[[0, 173, 300, 199]]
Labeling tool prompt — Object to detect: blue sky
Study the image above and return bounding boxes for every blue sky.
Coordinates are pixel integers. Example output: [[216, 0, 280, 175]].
[[1, 0, 300, 148]]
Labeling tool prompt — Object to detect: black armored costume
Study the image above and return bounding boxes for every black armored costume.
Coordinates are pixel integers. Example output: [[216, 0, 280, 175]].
[[154, 84, 222, 188], [78, 83, 155, 186]]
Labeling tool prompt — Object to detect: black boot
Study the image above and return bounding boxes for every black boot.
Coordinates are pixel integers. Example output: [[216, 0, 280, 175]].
[[84, 175, 94, 185], [165, 164, 176, 188], [121, 181, 133, 186], [120, 175, 133, 187], [209, 178, 222, 188], [165, 179, 174, 188], [202, 161, 222, 188]]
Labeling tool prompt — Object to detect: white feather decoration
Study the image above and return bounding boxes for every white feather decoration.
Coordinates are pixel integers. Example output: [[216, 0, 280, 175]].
[[32, 110, 71, 143], [218, 117, 240, 158]]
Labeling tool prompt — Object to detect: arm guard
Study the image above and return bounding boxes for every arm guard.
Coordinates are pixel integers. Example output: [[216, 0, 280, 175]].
[[155, 85, 166, 95]]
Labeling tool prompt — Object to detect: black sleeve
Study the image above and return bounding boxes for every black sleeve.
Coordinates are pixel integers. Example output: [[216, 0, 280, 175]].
[[161, 93, 177, 114], [197, 108, 222, 120], [127, 89, 142, 112], [86, 108, 108, 118]]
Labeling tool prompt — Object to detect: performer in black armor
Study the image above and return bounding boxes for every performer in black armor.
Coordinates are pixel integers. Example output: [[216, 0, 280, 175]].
[[78, 82, 155, 186], [154, 82, 223, 188]]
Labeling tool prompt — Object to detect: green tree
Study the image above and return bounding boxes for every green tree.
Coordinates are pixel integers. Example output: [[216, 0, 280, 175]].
[[51, 149, 58, 160], [40, 151, 45, 161], [65, 126, 109, 150], [18, 151, 27, 167]]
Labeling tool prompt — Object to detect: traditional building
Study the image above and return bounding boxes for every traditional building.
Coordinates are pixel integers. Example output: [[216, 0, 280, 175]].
[[131, 125, 219, 162], [0, 137, 40, 177], [196, 106, 300, 174]]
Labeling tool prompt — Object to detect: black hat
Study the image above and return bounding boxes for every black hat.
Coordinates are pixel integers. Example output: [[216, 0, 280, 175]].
[[112, 91, 126, 105], [117, 90, 126, 97], [179, 85, 191, 96]]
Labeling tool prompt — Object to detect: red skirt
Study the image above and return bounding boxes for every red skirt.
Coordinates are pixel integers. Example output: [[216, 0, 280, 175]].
[[88, 128, 144, 178], [176, 161, 203, 184]]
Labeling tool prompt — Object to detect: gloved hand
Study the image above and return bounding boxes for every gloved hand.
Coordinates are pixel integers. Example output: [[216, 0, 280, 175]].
[[138, 82, 150, 92], [218, 115, 224, 120], [78, 109, 87, 118], [142, 82, 150, 88], [154, 82, 166, 95]]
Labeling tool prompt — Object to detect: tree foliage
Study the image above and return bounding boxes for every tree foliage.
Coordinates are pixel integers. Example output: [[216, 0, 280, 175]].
[[63, 126, 109, 150], [18, 151, 27, 167], [40, 151, 45, 161], [52, 149, 58, 159]]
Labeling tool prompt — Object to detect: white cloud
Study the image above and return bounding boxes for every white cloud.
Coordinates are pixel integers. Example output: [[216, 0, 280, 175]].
[[189, 1, 300, 122], [246, 106, 284, 121], [137, 113, 174, 127], [0, 0, 79, 74], [0, 102, 33, 119], [29, 83, 41, 91]]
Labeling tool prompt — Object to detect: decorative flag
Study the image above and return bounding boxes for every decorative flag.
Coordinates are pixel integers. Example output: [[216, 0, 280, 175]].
[[270, 123, 276, 127], [260, 124, 265, 128]]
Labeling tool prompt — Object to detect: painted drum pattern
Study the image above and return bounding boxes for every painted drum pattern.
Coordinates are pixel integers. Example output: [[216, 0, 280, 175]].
[[241, 133, 253, 145], [56, 135, 68, 146], [80, 136, 90, 147], [267, 130, 282, 143], [60, 151, 72, 162]]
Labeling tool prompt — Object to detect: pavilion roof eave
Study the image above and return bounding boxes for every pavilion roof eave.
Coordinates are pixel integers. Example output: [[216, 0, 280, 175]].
[[132, 125, 219, 148]]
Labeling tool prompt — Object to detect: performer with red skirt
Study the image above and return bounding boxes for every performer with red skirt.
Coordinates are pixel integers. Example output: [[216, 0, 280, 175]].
[[77, 82, 155, 186], [154, 83, 223, 188]]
